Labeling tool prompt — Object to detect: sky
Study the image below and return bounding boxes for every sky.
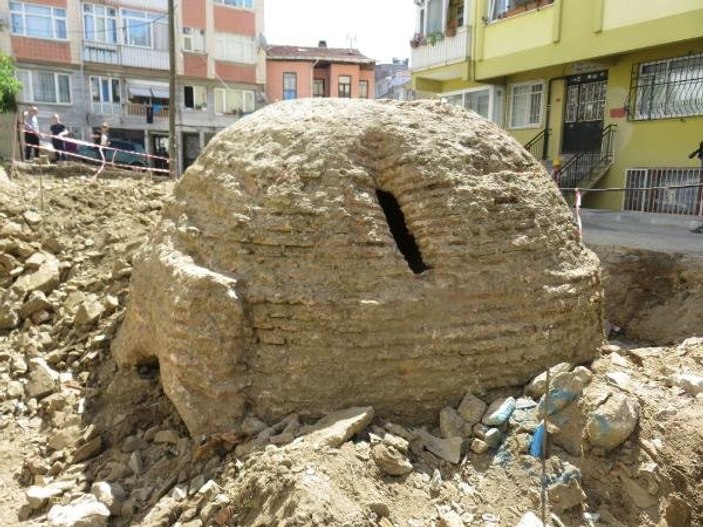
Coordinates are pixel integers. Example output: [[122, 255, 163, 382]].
[[264, 0, 417, 64]]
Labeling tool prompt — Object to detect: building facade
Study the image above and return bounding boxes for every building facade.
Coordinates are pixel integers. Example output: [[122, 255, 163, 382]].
[[375, 58, 414, 100], [1, 0, 266, 172], [410, 0, 703, 214], [265, 42, 375, 102]]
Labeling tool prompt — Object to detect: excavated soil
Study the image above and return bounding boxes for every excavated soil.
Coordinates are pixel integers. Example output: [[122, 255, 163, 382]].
[[0, 161, 701, 527]]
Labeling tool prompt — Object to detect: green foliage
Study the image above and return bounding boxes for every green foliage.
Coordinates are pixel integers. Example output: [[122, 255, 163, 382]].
[[0, 53, 22, 113]]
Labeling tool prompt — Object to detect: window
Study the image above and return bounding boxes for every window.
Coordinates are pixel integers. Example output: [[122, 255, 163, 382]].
[[214, 88, 255, 114], [283, 73, 297, 100], [214, 33, 256, 63], [183, 27, 205, 52], [426, 0, 443, 33], [441, 86, 502, 124], [184, 86, 207, 110], [214, 0, 253, 8], [16, 69, 71, 104], [90, 76, 120, 114], [508, 81, 544, 128], [123, 9, 157, 48], [630, 53, 703, 120], [10, 2, 67, 40], [313, 79, 325, 98], [91, 76, 120, 103], [83, 4, 117, 43], [338, 75, 351, 98], [359, 80, 369, 99]]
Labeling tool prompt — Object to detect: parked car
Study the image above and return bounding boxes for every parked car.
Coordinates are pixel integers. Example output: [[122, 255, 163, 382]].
[[77, 140, 148, 168]]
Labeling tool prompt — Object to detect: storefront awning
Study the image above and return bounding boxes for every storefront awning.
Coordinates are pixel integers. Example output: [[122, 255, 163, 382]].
[[127, 85, 153, 98]]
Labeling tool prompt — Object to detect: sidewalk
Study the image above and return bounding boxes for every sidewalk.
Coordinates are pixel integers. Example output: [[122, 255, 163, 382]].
[[578, 208, 703, 256]]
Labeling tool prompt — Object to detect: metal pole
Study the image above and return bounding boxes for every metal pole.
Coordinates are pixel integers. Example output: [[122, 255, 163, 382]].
[[168, 0, 177, 179]]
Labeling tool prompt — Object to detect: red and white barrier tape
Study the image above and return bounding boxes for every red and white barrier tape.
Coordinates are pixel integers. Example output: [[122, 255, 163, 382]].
[[26, 142, 170, 175], [24, 130, 170, 164], [22, 130, 171, 174], [574, 188, 583, 240]]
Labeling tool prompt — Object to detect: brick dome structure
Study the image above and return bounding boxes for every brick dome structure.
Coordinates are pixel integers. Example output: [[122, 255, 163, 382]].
[[112, 99, 603, 436]]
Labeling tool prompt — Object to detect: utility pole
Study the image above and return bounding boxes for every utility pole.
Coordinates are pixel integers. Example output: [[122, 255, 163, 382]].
[[168, 0, 177, 178]]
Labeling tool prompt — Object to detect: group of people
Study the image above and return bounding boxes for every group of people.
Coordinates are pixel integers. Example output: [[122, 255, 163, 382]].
[[22, 106, 76, 163], [22, 107, 110, 164]]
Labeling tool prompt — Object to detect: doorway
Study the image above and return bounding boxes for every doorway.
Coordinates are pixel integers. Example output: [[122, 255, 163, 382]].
[[151, 135, 169, 170], [182, 133, 200, 170], [561, 71, 608, 154]]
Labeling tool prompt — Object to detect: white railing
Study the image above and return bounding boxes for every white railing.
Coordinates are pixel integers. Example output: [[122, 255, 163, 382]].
[[83, 43, 169, 70], [91, 102, 122, 116], [411, 27, 470, 71], [624, 167, 703, 216]]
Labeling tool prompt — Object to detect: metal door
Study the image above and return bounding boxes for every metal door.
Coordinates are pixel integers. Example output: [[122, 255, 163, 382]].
[[562, 71, 608, 154]]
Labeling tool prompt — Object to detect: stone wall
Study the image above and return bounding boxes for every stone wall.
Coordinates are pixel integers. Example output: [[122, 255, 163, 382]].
[[112, 99, 604, 436]]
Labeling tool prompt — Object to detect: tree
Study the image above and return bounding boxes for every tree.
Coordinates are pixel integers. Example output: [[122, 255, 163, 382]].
[[0, 53, 22, 113]]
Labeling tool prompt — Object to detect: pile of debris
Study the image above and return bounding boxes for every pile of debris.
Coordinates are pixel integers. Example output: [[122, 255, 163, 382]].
[[0, 147, 701, 526], [0, 167, 172, 525]]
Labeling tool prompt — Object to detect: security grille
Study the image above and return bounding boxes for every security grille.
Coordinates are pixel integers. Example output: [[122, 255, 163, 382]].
[[627, 52, 703, 120], [624, 168, 703, 216]]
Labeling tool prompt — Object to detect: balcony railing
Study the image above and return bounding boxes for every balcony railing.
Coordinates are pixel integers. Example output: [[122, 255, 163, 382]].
[[90, 102, 170, 119], [624, 167, 703, 216], [411, 26, 470, 71], [83, 42, 169, 70]]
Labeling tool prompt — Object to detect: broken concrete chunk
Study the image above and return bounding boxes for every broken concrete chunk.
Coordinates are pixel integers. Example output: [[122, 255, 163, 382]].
[[470, 438, 489, 454], [25, 358, 59, 400], [23, 210, 43, 226], [484, 428, 502, 448], [74, 297, 104, 326], [91, 481, 125, 515], [586, 392, 639, 451], [549, 477, 587, 512], [0, 288, 22, 329], [153, 429, 181, 444], [21, 290, 54, 318], [26, 485, 64, 511], [47, 494, 110, 527], [304, 406, 374, 448], [14, 252, 60, 295], [371, 443, 413, 476], [482, 397, 516, 426], [516, 511, 545, 527], [72, 436, 102, 463], [457, 392, 487, 424], [439, 406, 465, 439], [669, 373, 703, 395], [538, 367, 593, 415], [438, 510, 464, 527], [525, 362, 573, 398], [415, 428, 463, 464]]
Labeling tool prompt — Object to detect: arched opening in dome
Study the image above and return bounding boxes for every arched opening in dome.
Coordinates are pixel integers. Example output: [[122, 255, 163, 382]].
[[375, 188, 429, 274]]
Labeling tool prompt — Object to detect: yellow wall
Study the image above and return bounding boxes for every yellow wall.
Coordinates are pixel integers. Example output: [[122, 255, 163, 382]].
[[603, 0, 703, 31], [475, 0, 703, 80]]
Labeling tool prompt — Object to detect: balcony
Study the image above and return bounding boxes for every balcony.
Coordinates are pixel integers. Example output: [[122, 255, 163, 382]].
[[83, 42, 169, 70], [91, 102, 170, 119], [411, 26, 470, 72]]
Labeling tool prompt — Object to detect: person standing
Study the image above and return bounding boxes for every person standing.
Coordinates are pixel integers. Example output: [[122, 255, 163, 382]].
[[24, 106, 39, 161], [49, 114, 68, 162], [689, 140, 703, 169]]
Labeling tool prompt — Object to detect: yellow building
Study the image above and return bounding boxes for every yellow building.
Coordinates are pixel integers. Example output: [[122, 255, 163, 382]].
[[410, 0, 703, 214]]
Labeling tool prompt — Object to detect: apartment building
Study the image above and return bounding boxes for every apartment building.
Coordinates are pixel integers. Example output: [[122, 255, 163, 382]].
[[375, 58, 414, 100], [265, 41, 375, 101], [1, 0, 266, 171], [409, 0, 703, 215]]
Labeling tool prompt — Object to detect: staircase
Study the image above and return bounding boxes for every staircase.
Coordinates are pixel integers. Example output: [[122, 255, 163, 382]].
[[557, 125, 616, 202]]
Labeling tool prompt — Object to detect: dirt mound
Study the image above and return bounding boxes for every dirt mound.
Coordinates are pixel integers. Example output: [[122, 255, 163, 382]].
[[113, 99, 603, 437], [592, 244, 703, 344]]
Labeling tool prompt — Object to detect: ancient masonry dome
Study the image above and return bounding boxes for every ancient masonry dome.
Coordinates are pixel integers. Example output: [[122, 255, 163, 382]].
[[112, 99, 603, 437]]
